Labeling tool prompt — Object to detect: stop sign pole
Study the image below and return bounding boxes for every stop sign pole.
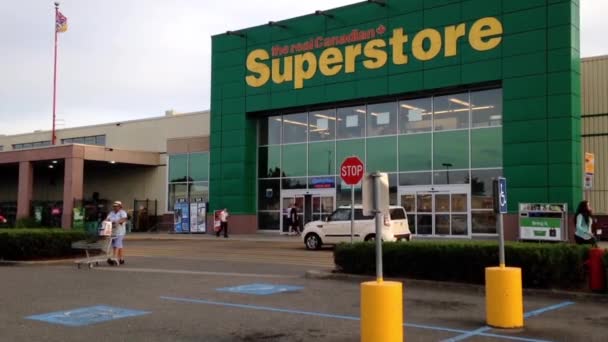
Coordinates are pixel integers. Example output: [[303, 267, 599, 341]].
[[340, 156, 364, 243]]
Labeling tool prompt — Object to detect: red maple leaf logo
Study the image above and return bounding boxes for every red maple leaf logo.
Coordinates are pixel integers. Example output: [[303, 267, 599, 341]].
[[376, 25, 386, 35]]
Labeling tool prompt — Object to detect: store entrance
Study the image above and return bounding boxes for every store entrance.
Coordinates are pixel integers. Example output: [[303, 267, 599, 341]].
[[398, 185, 470, 237], [280, 189, 335, 235]]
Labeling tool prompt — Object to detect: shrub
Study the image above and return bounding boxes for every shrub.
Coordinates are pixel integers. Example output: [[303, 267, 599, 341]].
[[0, 229, 88, 260], [334, 241, 591, 289], [14, 217, 41, 229]]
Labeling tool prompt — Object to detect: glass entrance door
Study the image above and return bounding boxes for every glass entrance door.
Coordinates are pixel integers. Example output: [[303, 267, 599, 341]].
[[399, 185, 470, 237], [281, 189, 335, 234]]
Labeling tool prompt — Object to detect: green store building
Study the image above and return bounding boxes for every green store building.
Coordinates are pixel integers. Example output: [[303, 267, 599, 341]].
[[209, 0, 582, 239]]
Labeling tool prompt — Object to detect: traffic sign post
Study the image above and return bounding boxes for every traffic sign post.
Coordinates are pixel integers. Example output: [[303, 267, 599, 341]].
[[360, 172, 402, 342], [486, 176, 523, 329], [340, 156, 364, 244]]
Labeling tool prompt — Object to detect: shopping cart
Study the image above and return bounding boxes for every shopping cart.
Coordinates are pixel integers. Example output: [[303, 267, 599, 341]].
[[72, 222, 119, 269]]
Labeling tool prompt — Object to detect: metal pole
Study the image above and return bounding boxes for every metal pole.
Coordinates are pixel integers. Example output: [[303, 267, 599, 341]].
[[498, 212, 505, 267], [373, 172, 383, 282], [350, 184, 354, 244], [52, 3, 59, 145]]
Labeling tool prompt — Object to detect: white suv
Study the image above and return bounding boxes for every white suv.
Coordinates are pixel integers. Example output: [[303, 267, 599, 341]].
[[302, 205, 411, 250]]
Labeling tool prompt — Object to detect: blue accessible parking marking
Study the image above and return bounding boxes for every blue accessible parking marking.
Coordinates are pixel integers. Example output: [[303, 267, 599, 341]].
[[26, 305, 150, 327], [216, 283, 303, 295]]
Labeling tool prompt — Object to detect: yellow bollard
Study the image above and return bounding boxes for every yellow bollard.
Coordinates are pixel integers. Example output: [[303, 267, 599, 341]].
[[485, 266, 524, 328], [361, 280, 403, 342]]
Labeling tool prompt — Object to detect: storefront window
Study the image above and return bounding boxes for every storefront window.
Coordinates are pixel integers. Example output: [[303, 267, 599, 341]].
[[308, 142, 334, 176], [335, 139, 365, 174], [281, 144, 307, 177], [168, 153, 210, 211], [399, 98, 432, 134], [309, 109, 336, 141], [258, 146, 281, 178], [189, 153, 209, 181], [399, 172, 432, 186], [189, 182, 209, 202], [168, 183, 187, 211], [433, 170, 470, 185], [282, 112, 308, 144], [258, 179, 280, 210], [399, 134, 432, 171], [471, 168, 501, 234], [168, 154, 188, 182], [471, 89, 502, 128], [471, 128, 502, 168], [471, 169, 502, 209], [367, 102, 397, 137], [337, 105, 366, 139], [258, 211, 280, 230], [259, 116, 282, 145], [433, 93, 470, 131], [366, 136, 397, 172], [433, 130, 469, 170], [282, 178, 308, 189]]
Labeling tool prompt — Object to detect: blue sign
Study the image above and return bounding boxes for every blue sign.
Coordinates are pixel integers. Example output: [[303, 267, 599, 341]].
[[310, 177, 335, 189], [217, 283, 304, 296], [26, 305, 149, 327], [498, 177, 507, 214]]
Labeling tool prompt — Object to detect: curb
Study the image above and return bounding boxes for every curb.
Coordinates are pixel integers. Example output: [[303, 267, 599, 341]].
[[304, 270, 608, 303]]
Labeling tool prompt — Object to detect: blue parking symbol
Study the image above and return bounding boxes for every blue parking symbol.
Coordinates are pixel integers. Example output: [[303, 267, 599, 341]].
[[498, 177, 508, 214], [217, 283, 303, 295], [26, 305, 149, 327]]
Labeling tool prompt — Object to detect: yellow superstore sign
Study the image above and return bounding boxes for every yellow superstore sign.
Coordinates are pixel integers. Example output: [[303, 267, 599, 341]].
[[246, 17, 503, 90]]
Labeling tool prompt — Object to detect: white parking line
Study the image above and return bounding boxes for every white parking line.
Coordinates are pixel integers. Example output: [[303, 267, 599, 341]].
[[94, 267, 299, 279]]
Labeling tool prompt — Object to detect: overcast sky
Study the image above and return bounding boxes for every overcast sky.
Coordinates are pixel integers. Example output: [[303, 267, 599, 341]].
[[1, 0, 606, 135]]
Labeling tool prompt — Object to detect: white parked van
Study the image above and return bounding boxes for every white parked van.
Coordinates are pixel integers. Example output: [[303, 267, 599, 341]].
[[302, 205, 411, 250]]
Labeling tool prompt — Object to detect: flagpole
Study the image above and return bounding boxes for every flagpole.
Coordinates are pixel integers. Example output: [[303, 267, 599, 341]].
[[52, 1, 59, 145]]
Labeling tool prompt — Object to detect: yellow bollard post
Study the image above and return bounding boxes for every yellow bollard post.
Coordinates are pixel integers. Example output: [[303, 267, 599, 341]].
[[361, 280, 403, 342], [485, 266, 523, 328]]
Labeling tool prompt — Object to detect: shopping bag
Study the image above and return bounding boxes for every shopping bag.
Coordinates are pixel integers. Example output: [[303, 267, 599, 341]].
[[99, 221, 113, 236]]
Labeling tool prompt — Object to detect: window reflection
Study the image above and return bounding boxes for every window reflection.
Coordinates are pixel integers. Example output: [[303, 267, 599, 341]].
[[309, 109, 336, 141], [260, 116, 282, 145], [367, 102, 397, 137], [337, 105, 366, 139], [433, 93, 470, 131], [399, 98, 432, 133], [282, 113, 308, 144], [471, 89, 502, 127]]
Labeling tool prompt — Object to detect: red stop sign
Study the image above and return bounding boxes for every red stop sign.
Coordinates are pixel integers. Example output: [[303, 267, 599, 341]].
[[340, 156, 364, 185]]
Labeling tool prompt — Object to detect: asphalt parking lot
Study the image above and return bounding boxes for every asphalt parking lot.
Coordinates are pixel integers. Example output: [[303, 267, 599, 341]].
[[1, 238, 607, 341]]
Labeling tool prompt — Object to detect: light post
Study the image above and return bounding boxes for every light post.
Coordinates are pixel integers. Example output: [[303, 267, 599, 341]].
[[442, 163, 453, 184]]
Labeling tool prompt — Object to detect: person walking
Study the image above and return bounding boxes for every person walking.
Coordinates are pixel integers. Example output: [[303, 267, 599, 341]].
[[216, 208, 229, 238], [105, 201, 128, 265], [574, 200, 597, 247], [289, 203, 300, 236]]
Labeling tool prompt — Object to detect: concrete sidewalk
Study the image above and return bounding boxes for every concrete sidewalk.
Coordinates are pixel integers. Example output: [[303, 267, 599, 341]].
[[125, 232, 303, 243]]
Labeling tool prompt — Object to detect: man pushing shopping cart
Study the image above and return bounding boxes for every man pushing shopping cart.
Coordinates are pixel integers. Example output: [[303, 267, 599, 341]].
[[104, 201, 128, 266]]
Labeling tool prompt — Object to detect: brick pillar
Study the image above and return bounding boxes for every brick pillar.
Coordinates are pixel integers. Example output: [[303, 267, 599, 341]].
[[62, 158, 84, 229], [16, 161, 34, 220]]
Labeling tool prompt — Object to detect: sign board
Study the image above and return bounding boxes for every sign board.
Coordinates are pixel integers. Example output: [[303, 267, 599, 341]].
[[362, 172, 389, 217], [493, 177, 508, 214], [585, 152, 595, 175], [518, 203, 568, 241], [584, 174, 594, 190], [340, 156, 364, 185]]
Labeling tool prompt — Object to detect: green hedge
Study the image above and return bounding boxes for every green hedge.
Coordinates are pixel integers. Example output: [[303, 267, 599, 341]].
[[334, 241, 591, 289], [0, 229, 88, 261]]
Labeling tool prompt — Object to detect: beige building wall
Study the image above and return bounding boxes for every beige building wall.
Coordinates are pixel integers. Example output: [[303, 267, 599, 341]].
[[0, 111, 209, 216], [0, 111, 209, 152], [582, 56, 608, 214]]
